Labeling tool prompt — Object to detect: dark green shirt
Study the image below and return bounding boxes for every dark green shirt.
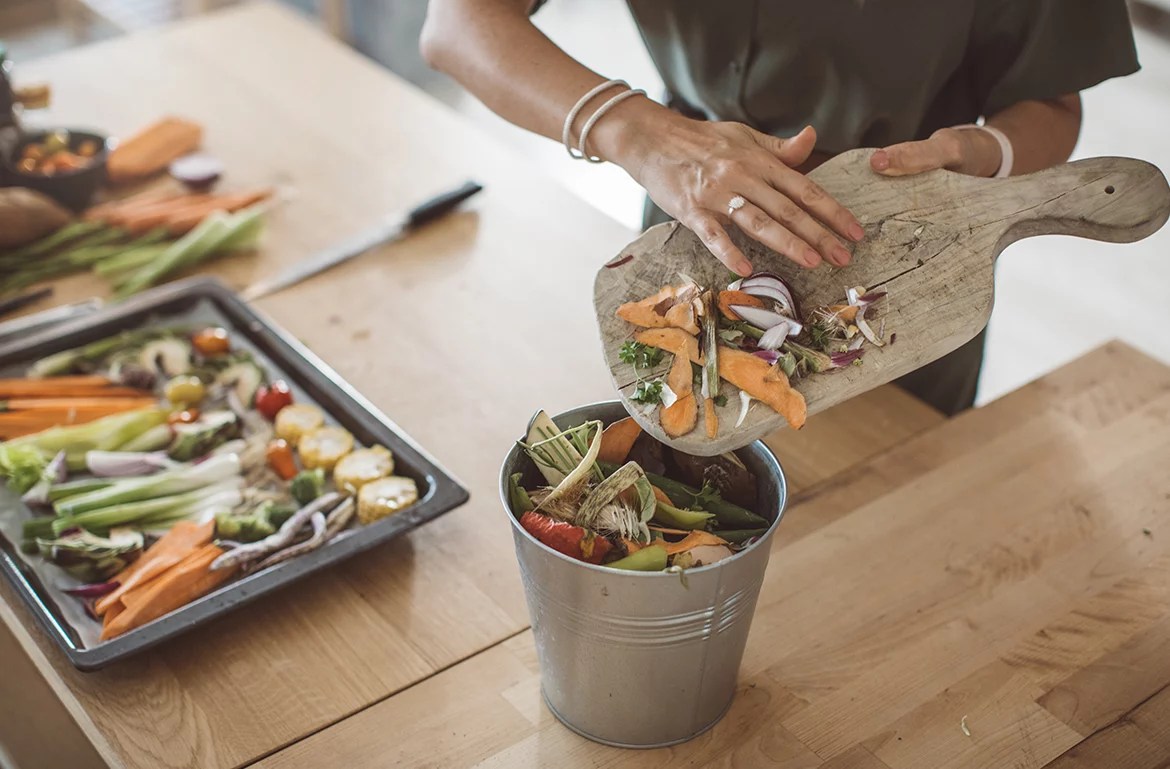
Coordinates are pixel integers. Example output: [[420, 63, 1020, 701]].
[[540, 0, 1139, 152]]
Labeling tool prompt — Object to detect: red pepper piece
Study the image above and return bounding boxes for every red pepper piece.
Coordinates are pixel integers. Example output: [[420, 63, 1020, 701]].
[[519, 510, 612, 564]]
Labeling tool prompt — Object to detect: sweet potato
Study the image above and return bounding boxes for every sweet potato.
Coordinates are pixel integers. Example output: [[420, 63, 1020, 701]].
[[634, 328, 807, 430], [101, 543, 233, 640], [107, 117, 203, 184], [660, 352, 697, 438], [95, 519, 214, 617], [664, 301, 700, 335], [662, 530, 729, 556], [718, 290, 765, 321], [0, 188, 72, 248], [704, 397, 718, 438], [716, 348, 806, 430], [616, 285, 700, 334], [598, 416, 643, 465], [634, 327, 700, 363]]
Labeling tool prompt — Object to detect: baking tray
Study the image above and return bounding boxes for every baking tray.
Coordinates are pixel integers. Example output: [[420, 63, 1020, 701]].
[[0, 277, 469, 670]]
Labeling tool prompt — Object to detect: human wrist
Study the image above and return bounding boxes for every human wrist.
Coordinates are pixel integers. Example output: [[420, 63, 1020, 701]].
[[969, 127, 1004, 177], [587, 95, 676, 173]]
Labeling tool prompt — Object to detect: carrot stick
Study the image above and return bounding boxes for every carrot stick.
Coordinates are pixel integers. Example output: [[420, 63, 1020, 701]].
[[165, 188, 273, 235], [113, 194, 215, 233], [0, 403, 152, 436], [1, 397, 156, 411], [84, 191, 187, 224], [97, 520, 214, 617], [101, 543, 234, 640], [0, 377, 149, 399]]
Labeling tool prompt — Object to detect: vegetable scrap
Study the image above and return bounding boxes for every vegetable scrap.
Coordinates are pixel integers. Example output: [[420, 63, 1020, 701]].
[[506, 410, 773, 572], [0, 189, 271, 299], [13, 130, 101, 176], [614, 272, 891, 438], [107, 116, 204, 185], [0, 325, 420, 641]]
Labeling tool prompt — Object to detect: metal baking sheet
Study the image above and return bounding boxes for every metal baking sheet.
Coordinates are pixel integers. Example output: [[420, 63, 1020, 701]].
[[0, 277, 469, 670]]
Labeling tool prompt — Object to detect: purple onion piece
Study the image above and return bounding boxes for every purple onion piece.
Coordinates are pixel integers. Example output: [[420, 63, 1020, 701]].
[[169, 153, 224, 191], [752, 349, 781, 366], [64, 580, 120, 599], [85, 450, 175, 477], [830, 349, 866, 367]]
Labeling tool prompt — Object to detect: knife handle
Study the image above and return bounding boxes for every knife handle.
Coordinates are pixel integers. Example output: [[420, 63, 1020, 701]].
[[406, 180, 484, 228]]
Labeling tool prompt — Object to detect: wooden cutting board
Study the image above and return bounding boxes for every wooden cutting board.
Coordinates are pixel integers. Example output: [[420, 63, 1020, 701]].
[[594, 149, 1170, 455]]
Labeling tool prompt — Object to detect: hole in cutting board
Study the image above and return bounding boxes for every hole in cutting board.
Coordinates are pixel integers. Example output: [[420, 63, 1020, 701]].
[[1105, 185, 1116, 194]]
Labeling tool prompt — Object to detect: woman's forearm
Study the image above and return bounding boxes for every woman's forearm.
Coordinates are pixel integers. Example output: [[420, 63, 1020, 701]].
[[421, 0, 862, 274], [986, 94, 1082, 175], [420, 0, 664, 162]]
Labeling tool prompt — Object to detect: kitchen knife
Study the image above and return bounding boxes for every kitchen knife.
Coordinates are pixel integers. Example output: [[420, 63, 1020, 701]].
[[0, 297, 103, 345], [240, 180, 483, 302]]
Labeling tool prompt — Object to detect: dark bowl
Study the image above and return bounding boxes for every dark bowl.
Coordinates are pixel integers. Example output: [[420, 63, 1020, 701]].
[[1, 128, 110, 212]]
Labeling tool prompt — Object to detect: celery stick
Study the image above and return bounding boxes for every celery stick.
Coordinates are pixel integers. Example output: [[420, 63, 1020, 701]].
[[0, 221, 105, 264], [118, 422, 174, 452], [93, 243, 168, 278], [6, 409, 166, 459], [48, 477, 113, 502], [69, 228, 167, 267], [53, 454, 241, 516], [51, 480, 243, 535], [211, 206, 266, 254], [115, 214, 231, 298]]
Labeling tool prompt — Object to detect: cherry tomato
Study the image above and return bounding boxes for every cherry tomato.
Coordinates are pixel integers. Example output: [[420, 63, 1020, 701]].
[[192, 327, 231, 356], [255, 380, 294, 421], [265, 439, 298, 480], [167, 408, 200, 425]]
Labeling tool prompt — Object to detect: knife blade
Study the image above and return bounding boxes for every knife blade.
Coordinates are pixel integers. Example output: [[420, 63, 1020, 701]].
[[0, 297, 104, 344], [240, 180, 483, 302]]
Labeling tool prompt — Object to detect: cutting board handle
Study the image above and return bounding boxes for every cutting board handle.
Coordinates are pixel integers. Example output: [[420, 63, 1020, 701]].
[[988, 157, 1170, 254]]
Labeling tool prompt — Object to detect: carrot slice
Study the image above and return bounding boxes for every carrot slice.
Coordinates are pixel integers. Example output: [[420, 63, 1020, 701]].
[[101, 543, 234, 640], [95, 520, 214, 617], [661, 530, 729, 556], [597, 416, 643, 465], [635, 328, 807, 430], [164, 188, 273, 235], [718, 290, 765, 321], [660, 353, 697, 438], [2, 397, 156, 411]]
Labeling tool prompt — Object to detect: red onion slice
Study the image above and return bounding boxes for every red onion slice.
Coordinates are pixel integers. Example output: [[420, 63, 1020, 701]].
[[740, 272, 799, 316], [752, 349, 780, 365], [170, 153, 223, 190], [64, 581, 120, 599], [758, 321, 792, 350], [731, 305, 790, 330]]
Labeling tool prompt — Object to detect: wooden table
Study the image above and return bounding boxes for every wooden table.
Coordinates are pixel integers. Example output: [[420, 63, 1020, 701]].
[[2, 5, 1169, 769]]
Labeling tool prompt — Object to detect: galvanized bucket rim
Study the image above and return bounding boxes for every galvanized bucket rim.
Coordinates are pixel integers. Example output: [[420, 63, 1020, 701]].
[[499, 400, 787, 579]]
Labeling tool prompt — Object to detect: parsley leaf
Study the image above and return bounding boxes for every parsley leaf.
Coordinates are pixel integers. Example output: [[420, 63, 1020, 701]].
[[630, 379, 665, 405], [619, 341, 664, 369]]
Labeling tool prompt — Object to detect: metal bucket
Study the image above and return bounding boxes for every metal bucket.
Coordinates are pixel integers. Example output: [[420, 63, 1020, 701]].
[[500, 401, 787, 748]]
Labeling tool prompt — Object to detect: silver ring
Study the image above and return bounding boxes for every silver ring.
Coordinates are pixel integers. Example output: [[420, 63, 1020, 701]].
[[727, 195, 746, 216]]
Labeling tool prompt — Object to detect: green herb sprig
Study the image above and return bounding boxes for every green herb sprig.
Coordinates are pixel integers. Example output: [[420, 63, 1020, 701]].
[[620, 341, 664, 370]]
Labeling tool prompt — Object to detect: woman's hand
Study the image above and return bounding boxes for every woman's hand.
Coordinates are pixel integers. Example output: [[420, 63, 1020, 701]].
[[593, 102, 865, 276], [870, 126, 1003, 178]]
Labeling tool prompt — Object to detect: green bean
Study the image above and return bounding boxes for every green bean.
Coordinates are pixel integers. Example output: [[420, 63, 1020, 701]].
[[713, 528, 768, 544], [606, 544, 667, 571], [652, 500, 713, 530]]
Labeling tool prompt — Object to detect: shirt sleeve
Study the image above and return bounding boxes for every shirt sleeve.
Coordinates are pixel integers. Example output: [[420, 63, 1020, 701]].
[[972, 0, 1139, 116]]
